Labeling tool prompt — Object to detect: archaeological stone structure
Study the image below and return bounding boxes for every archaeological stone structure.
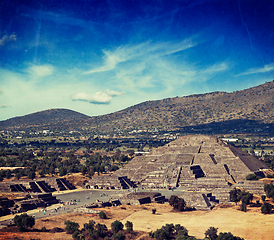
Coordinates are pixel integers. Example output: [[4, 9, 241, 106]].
[[86, 135, 269, 210], [0, 177, 75, 194], [0, 178, 75, 216]]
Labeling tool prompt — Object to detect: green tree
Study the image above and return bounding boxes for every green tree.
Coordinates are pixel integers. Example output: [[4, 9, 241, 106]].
[[153, 228, 169, 240], [83, 220, 95, 232], [246, 173, 260, 180], [95, 223, 108, 238], [64, 220, 79, 234], [14, 213, 35, 231], [99, 211, 107, 219], [264, 183, 274, 201], [261, 202, 273, 214], [15, 172, 22, 180], [72, 230, 85, 240], [229, 188, 241, 205], [111, 220, 123, 233], [174, 224, 188, 237], [240, 203, 247, 212], [217, 232, 244, 240], [205, 226, 218, 240], [168, 195, 186, 211], [27, 171, 36, 180], [240, 191, 253, 205], [125, 221, 133, 232], [112, 232, 125, 240], [162, 223, 174, 234], [59, 167, 67, 177]]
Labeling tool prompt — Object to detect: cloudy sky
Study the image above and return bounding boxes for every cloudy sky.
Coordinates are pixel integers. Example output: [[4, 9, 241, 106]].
[[0, 0, 274, 121]]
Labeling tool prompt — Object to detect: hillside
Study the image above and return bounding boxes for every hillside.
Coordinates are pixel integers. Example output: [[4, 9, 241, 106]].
[[0, 109, 91, 131], [87, 80, 274, 132], [0, 80, 274, 132]]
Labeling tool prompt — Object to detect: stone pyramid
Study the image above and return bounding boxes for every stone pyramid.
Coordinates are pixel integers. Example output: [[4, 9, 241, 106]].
[[86, 135, 268, 208]]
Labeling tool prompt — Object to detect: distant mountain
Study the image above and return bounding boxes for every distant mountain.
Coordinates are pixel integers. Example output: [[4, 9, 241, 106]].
[[0, 80, 274, 133], [87, 80, 274, 132], [0, 109, 91, 131]]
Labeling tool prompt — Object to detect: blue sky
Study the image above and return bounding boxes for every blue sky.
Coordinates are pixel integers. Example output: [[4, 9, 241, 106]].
[[0, 0, 274, 121]]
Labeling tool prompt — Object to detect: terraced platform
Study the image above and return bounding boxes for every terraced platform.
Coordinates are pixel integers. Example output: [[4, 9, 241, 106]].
[[86, 135, 269, 209]]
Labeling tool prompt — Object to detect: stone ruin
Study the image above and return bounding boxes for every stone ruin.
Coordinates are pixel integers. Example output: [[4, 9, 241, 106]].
[[119, 192, 166, 205], [0, 193, 59, 216], [85, 135, 269, 210], [0, 177, 75, 216], [0, 177, 75, 194]]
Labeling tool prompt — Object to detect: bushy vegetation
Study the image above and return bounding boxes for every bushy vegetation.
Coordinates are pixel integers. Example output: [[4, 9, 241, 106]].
[[150, 224, 244, 240], [264, 183, 274, 201], [0, 144, 132, 180], [263, 154, 274, 170], [168, 195, 186, 211], [245, 173, 261, 180], [65, 219, 130, 240], [229, 188, 253, 211], [64, 220, 79, 234], [111, 220, 124, 233], [99, 211, 107, 219], [261, 202, 273, 214], [14, 213, 35, 231], [125, 221, 133, 232], [150, 223, 189, 240]]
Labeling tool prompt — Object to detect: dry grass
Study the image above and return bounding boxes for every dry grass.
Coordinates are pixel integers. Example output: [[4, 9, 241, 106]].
[[0, 203, 273, 240]]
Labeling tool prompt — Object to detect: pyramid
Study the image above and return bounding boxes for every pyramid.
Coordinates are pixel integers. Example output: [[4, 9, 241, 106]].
[[86, 135, 268, 208]]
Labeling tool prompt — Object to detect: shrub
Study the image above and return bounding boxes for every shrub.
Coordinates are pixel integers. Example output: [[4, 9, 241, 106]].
[[112, 232, 125, 240], [217, 232, 244, 240], [111, 220, 123, 233], [41, 226, 47, 232], [99, 211, 107, 219], [14, 213, 35, 231], [240, 191, 253, 205], [162, 223, 174, 234], [240, 203, 247, 212], [125, 221, 133, 232], [261, 202, 273, 214], [72, 231, 85, 240], [246, 173, 260, 180], [205, 226, 218, 240], [264, 183, 274, 201], [64, 220, 79, 234], [168, 195, 186, 211], [95, 223, 108, 238], [174, 224, 188, 237], [153, 228, 169, 240], [83, 220, 95, 232], [229, 188, 241, 205], [261, 195, 266, 202], [152, 208, 156, 214]]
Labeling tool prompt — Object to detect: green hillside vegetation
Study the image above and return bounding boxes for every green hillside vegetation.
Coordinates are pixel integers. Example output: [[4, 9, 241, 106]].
[[0, 81, 273, 134]]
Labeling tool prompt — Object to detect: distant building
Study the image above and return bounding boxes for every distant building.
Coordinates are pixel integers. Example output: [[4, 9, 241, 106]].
[[221, 138, 238, 142]]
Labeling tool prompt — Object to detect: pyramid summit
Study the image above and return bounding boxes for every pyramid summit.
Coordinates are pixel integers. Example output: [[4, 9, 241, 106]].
[[86, 135, 268, 209]]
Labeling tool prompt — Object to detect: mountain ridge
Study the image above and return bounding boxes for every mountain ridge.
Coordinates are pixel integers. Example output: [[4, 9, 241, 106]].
[[1, 80, 273, 132]]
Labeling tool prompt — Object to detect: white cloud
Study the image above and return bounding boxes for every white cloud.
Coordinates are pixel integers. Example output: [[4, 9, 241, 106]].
[[0, 34, 17, 47], [237, 63, 274, 76], [83, 39, 197, 74], [202, 62, 228, 74], [105, 89, 124, 97], [26, 64, 54, 78], [72, 89, 124, 104]]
